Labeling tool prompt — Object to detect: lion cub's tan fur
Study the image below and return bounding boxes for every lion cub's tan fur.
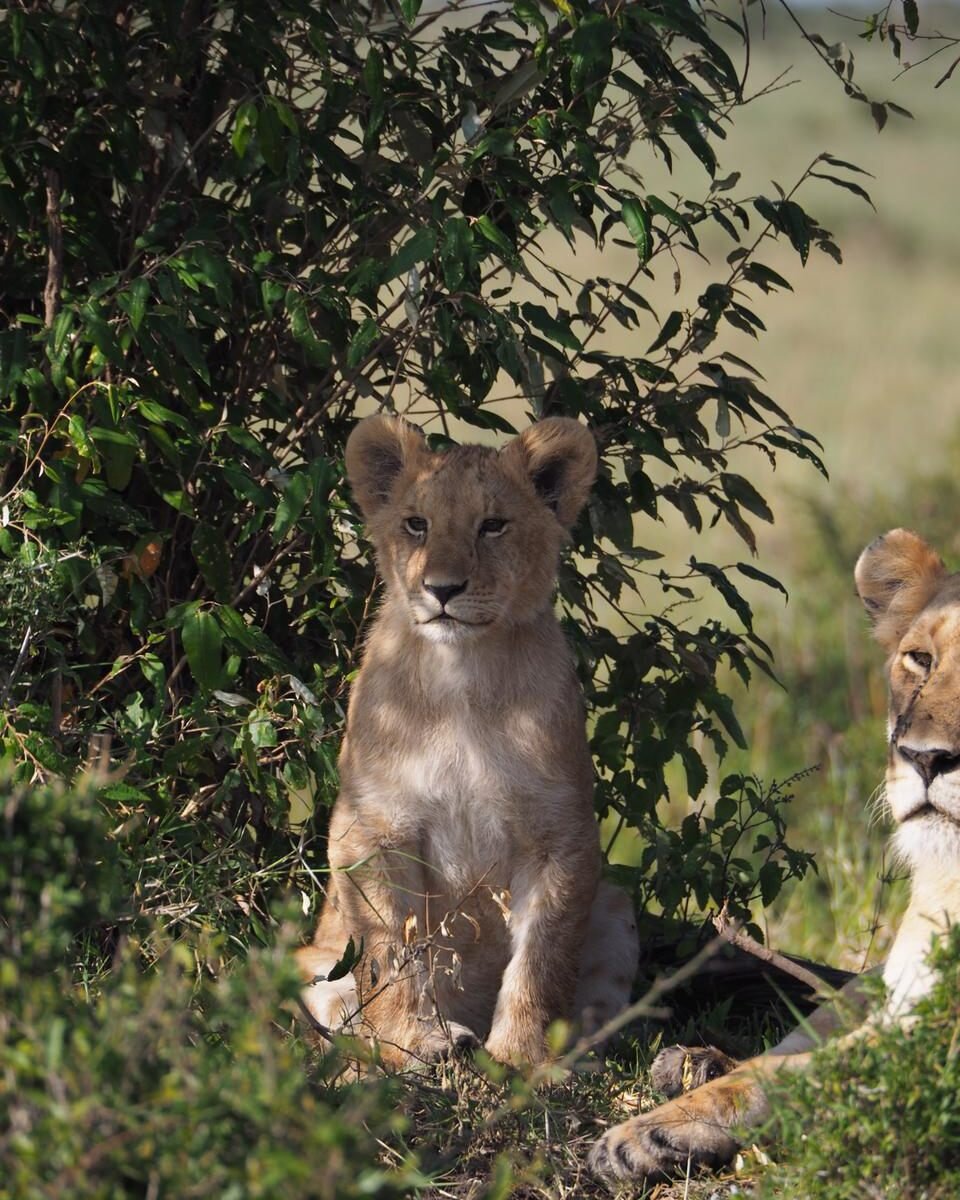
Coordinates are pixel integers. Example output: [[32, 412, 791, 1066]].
[[590, 528, 960, 1182], [297, 415, 637, 1068]]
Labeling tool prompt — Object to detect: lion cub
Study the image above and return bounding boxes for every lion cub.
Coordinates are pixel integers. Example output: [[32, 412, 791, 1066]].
[[297, 414, 637, 1068]]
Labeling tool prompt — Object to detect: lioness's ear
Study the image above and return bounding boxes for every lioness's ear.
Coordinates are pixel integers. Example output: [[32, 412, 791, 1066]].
[[345, 414, 428, 519], [503, 417, 597, 528], [855, 528, 947, 652]]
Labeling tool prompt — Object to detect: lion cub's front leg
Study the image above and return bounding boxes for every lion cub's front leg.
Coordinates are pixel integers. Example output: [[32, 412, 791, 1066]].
[[299, 814, 482, 1069], [484, 847, 598, 1065]]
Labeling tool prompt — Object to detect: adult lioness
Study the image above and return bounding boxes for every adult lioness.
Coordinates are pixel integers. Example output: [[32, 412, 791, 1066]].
[[297, 414, 638, 1069], [590, 528, 960, 1182]]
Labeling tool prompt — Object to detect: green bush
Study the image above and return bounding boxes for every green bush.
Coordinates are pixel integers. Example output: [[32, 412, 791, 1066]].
[[764, 927, 960, 1200], [0, 772, 426, 1199]]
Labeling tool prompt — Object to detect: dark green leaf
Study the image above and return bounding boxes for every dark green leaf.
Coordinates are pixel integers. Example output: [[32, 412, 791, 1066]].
[[181, 609, 223, 691], [521, 303, 582, 352], [126, 279, 150, 332], [474, 215, 515, 259], [720, 472, 774, 522], [347, 317, 381, 368], [273, 472, 312, 539], [736, 561, 788, 598], [758, 860, 782, 907], [621, 200, 650, 262], [192, 523, 232, 601], [363, 48, 384, 99], [811, 172, 875, 210], [384, 227, 437, 282], [818, 153, 873, 177], [648, 310, 683, 353]]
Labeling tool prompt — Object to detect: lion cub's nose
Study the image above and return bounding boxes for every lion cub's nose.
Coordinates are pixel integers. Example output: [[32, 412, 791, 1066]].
[[900, 745, 960, 786], [423, 580, 467, 607]]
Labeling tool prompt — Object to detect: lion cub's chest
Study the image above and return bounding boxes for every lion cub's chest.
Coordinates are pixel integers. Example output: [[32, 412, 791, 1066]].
[[383, 707, 547, 888]]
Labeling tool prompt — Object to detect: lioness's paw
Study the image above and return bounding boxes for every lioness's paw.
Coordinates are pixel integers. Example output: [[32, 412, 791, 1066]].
[[650, 1044, 737, 1098], [588, 1118, 678, 1183], [588, 1109, 736, 1183]]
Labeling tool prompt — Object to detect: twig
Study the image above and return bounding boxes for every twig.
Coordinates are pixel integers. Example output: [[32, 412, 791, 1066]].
[[543, 931, 730, 1078], [0, 620, 33, 709], [296, 995, 334, 1042], [712, 899, 831, 995], [43, 167, 63, 327]]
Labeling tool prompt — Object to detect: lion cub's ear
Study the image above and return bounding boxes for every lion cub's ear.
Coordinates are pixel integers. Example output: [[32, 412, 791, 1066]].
[[855, 528, 948, 652], [345, 414, 428, 519], [502, 417, 598, 528]]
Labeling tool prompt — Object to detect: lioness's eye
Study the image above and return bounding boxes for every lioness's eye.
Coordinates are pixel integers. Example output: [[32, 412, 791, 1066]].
[[479, 518, 507, 537], [904, 649, 932, 673], [404, 516, 428, 536]]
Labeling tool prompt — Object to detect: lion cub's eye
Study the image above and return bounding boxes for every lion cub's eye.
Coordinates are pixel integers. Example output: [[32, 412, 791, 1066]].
[[404, 516, 428, 537], [479, 518, 507, 538], [903, 649, 933, 673]]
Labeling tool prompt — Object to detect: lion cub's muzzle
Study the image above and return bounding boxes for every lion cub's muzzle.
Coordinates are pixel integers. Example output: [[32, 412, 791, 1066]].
[[411, 577, 493, 635], [424, 580, 467, 609]]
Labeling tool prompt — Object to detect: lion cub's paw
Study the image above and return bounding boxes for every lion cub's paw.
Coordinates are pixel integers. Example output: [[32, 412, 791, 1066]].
[[588, 1109, 735, 1184], [414, 1021, 481, 1064], [650, 1043, 738, 1098], [408, 1017, 477, 1065], [484, 1025, 548, 1067]]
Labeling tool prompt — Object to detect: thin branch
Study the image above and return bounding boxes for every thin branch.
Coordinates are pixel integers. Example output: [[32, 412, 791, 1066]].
[[0, 619, 34, 709], [43, 167, 63, 327], [712, 899, 833, 996], [543, 931, 730, 1076]]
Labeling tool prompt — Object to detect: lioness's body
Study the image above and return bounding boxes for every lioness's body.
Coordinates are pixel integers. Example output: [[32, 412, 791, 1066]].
[[298, 415, 637, 1068], [590, 528, 960, 1181]]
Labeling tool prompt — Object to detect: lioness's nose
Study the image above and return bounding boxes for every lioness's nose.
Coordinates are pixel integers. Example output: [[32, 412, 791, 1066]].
[[900, 745, 960, 785], [423, 580, 467, 607]]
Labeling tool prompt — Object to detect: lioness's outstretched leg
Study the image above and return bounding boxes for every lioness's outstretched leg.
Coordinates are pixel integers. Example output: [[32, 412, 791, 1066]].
[[590, 970, 878, 1181], [589, 1054, 787, 1181]]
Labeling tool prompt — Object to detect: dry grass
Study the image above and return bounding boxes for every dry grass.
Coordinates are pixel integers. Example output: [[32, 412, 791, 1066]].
[[383, 1038, 766, 1200]]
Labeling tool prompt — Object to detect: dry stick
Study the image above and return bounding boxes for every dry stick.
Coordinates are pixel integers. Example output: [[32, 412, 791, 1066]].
[[712, 900, 833, 997], [43, 167, 63, 328]]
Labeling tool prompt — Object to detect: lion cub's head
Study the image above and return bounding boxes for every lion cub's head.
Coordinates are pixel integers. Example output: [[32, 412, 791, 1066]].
[[856, 529, 960, 861], [345, 415, 596, 642]]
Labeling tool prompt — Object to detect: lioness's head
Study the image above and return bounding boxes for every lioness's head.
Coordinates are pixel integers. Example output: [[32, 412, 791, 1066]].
[[856, 529, 960, 859], [345, 414, 597, 642]]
